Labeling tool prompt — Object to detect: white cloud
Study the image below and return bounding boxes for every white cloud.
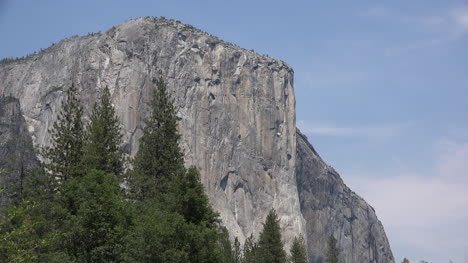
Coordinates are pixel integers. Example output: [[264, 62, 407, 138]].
[[297, 120, 407, 138], [358, 6, 390, 19], [341, 138, 468, 262], [452, 7, 468, 31], [360, 5, 468, 56]]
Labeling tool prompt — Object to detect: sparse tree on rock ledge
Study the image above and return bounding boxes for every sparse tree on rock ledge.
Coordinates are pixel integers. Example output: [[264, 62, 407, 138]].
[[326, 235, 339, 263]]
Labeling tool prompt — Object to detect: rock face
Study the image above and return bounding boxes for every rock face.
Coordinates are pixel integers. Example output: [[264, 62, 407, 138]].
[[0, 97, 38, 212], [0, 17, 394, 262], [296, 131, 394, 263]]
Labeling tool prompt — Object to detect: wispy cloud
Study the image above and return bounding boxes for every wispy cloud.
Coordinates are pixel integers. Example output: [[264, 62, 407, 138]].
[[360, 5, 468, 56], [297, 120, 407, 138], [341, 138, 468, 262]]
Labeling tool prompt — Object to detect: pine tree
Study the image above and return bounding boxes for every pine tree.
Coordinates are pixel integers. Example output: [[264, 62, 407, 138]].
[[326, 235, 339, 263], [290, 235, 308, 263], [129, 77, 185, 200], [257, 209, 287, 263], [43, 84, 84, 182], [166, 167, 218, 226], [82, 87, 124, 177]]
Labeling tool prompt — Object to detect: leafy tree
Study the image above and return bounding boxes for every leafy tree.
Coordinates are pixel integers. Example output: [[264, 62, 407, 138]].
[[123, 201, 190, 263], [43, 84, 84, 182], [0, 200, 53, 262], [257, 209, 287, 263], [0, 190, 66, 262], [326, 235, 339, 263], [82, 87, 124, 177], [290, 235, 308, 263], [402, 258, 410, 263], [129, 77, 185, 200], [59, 170, 133, 262]]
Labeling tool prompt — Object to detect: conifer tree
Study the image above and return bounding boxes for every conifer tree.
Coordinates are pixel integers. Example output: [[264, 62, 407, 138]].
[[167, 167, 218, 225], [257, 209, 287, 263], [326, 235, 339, 263], [43, 84, 84, 182], [129, 77, 185, 200], [290, 235, 308, 263], [82, 87, 123, 177]]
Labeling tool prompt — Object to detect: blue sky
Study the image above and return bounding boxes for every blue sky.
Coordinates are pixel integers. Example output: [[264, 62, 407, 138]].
[[1, 0, 467, 262]]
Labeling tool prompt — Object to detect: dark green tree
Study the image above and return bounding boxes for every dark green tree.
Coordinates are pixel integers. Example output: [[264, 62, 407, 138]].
[[257, 209, 286, 263], [129, 77, 185, 200], [326, 235, 339, 263], [166, 167, 218, 226], [82, 87, 124, 177], [290, 235, 308, 263], [123, 201, 190, 263], [60, 170, 133, 262], [43, 84, 84, 182]]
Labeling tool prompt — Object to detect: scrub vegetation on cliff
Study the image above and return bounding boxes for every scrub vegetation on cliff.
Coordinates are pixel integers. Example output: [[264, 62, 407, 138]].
[[0, 78, 308, 263]]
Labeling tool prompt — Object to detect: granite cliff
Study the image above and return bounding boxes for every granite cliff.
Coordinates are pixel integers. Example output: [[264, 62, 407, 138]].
[[0, 96, 38, 212], [0, 17, 394, 262]]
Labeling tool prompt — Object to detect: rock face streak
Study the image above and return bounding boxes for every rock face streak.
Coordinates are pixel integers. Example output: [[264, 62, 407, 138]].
[[0, 18, 394, 262], [0, 97, 38, 210]]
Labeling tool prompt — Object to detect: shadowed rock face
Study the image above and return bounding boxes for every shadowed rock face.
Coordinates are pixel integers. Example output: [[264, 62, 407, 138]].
[[0, 17, 394, 262], [296, 130, 394, 263], [0, 97, 38, 212]]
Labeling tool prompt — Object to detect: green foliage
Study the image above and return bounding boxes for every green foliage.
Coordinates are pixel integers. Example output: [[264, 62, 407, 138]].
[[1, 77, 241, 263], [326, 235, 339, 263], [43, 84, 84, 182], [59, 170, 133, 262], [257, 209, 287, 263], [129, 77, 185, 200], [82, 87, 124, 177], [166, 167, 219, 226], [123, 201, 189, 262], [0, 197, 65, 262], [290, 235, 308, 263]]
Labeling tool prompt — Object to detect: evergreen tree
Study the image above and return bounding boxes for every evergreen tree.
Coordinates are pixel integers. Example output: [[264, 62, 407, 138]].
[[290, 235, 308, 263], [326, 235, 339, 263], [82, 87, 124, 177], [129, 77, 185, 200], [43, 84, 84, 182], [166, 167, 218, 226], [60, 170, 133, 262], [257, 209, 287, 263]]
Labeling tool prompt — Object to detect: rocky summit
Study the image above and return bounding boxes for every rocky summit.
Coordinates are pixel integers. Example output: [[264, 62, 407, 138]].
[[0, 17, 394, 262]]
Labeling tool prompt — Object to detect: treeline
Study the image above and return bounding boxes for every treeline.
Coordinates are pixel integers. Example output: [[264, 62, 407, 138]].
[[0, 78, 337, 262]]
